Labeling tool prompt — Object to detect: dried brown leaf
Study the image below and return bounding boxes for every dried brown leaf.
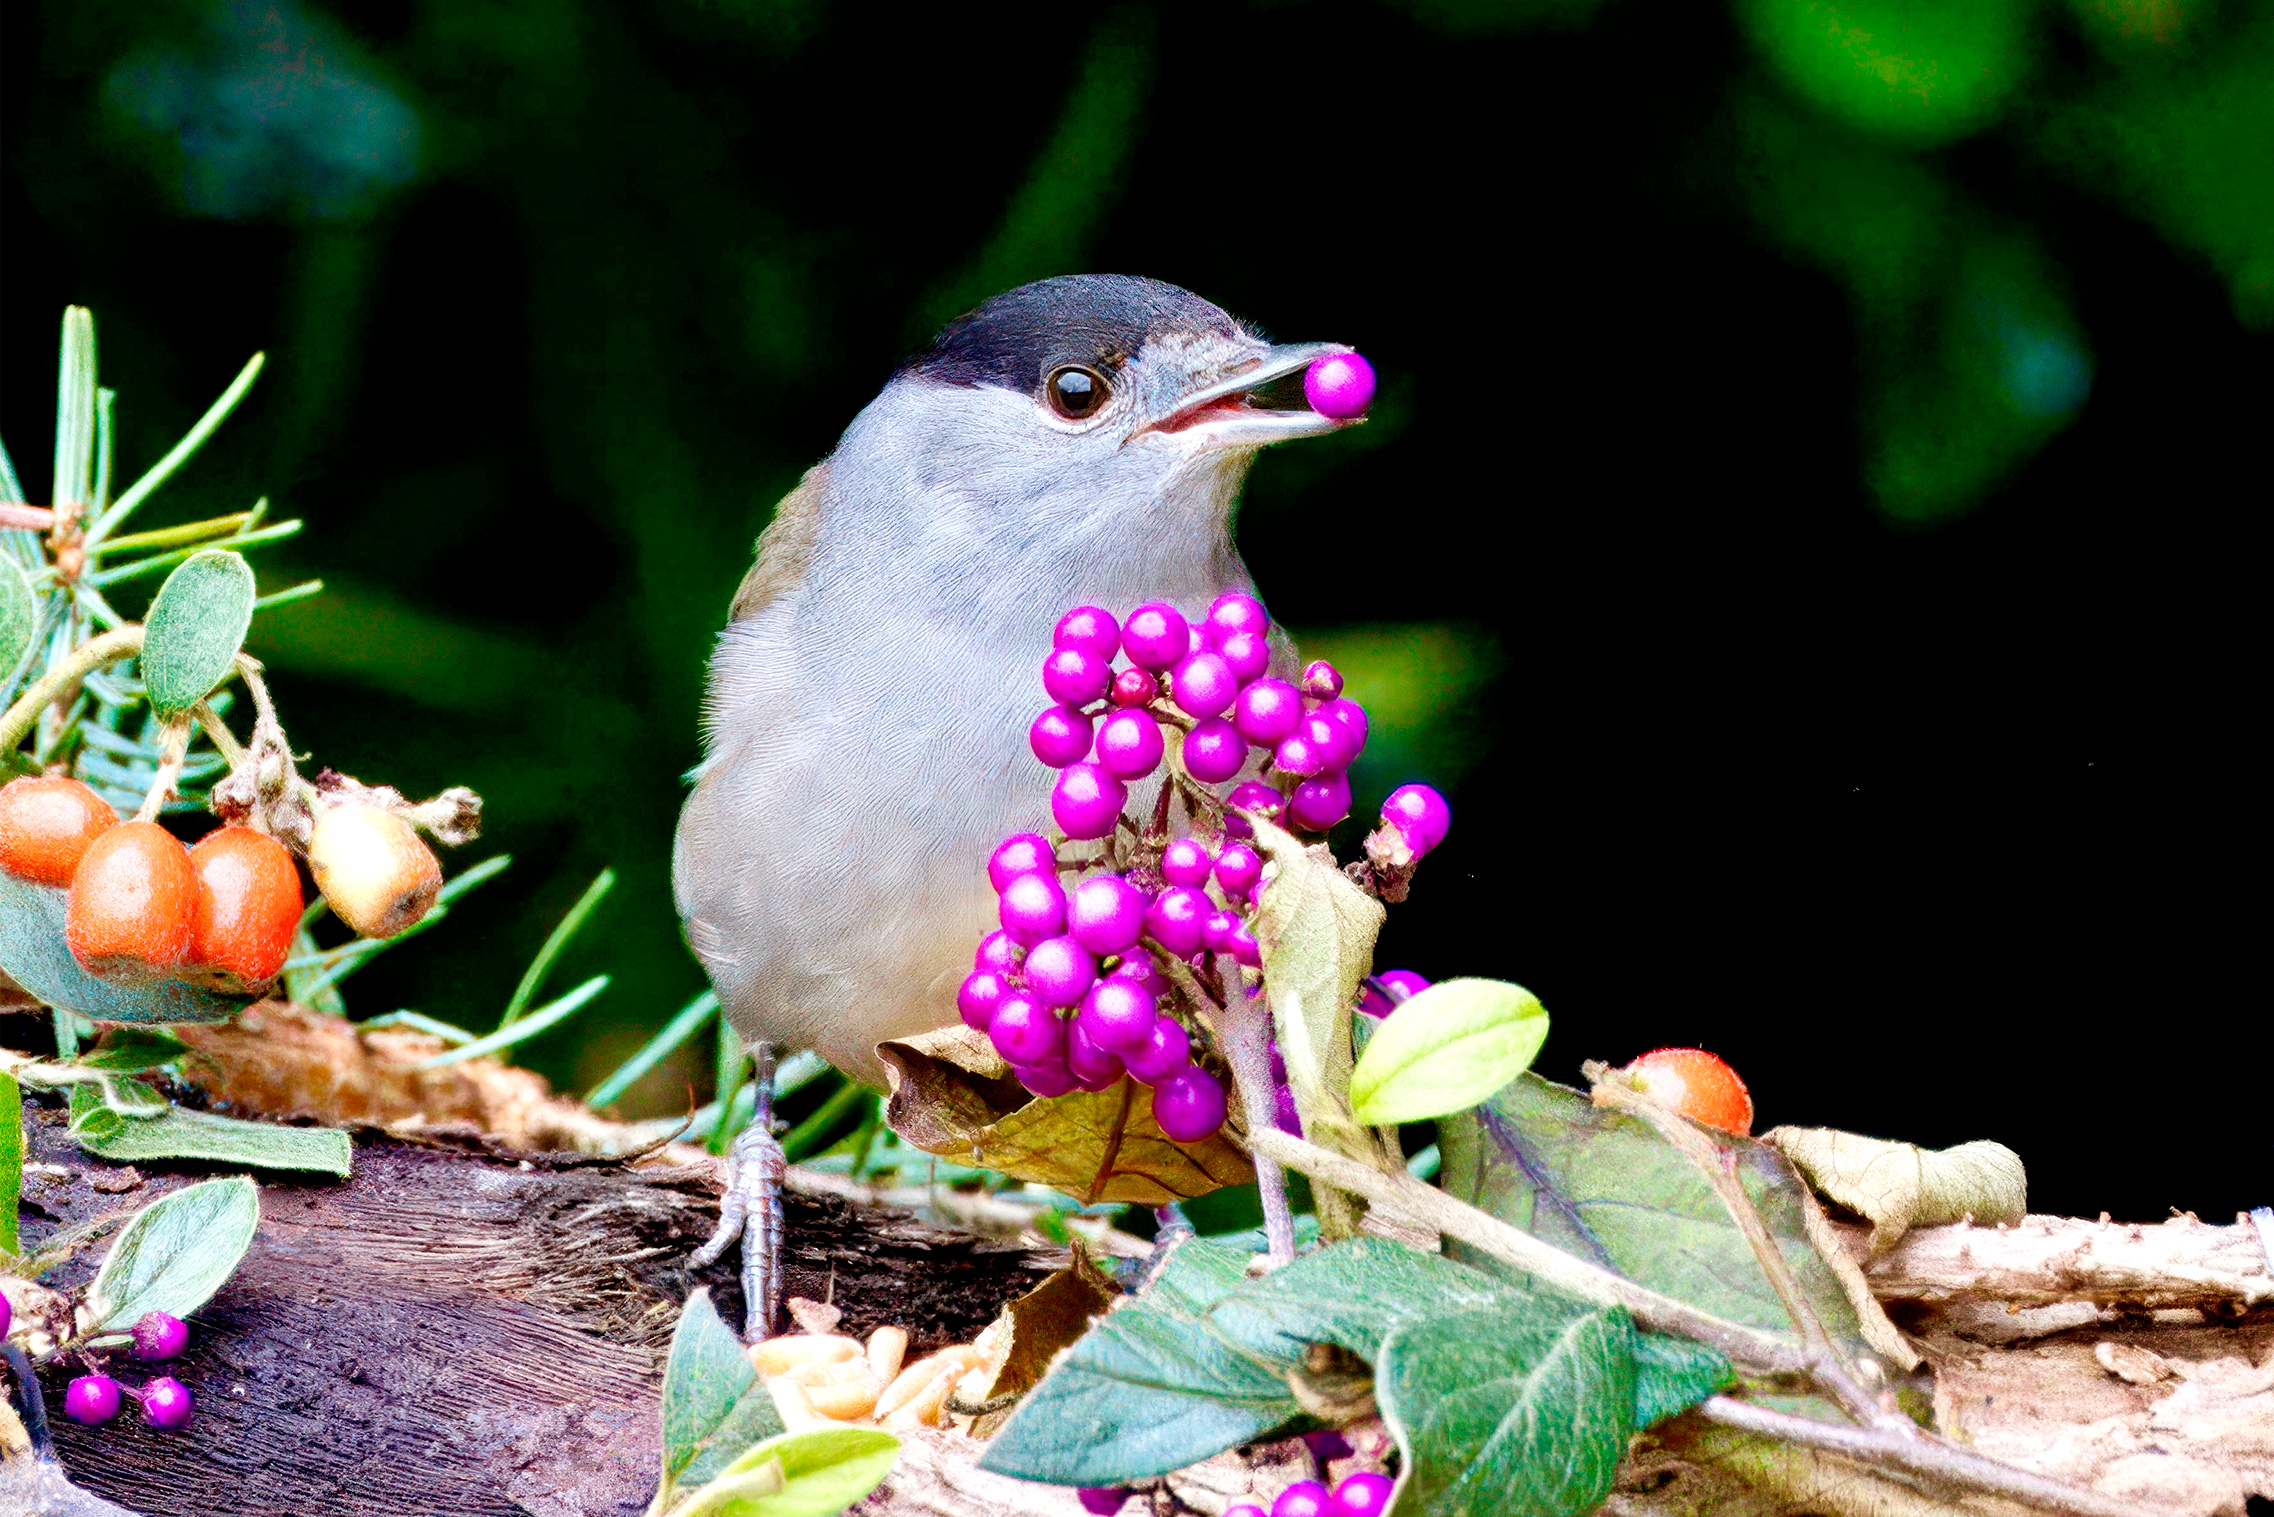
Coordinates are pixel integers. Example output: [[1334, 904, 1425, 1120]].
[[878, 1026, 1252, 1204], [1766, 1128, 2026, 1256], [959, 1243, 1121, 1438]]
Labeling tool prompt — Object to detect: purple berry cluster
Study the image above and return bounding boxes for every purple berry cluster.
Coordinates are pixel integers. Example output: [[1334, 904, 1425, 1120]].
[[1029, 594, 1373, 837], [1226, 1470, 1395, 1517], [59, 1310, 194, 1430]]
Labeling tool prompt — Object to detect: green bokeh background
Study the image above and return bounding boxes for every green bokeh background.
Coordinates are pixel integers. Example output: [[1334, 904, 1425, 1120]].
[[4, 0, 2262, 1214]]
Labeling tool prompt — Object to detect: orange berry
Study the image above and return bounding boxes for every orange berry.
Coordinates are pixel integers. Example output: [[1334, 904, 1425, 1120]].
[[1621, 1047, 1754, 1136], [65, 821, 196, 983], [307, 804, 441, 940], [185, 826, 304, 995], [0, 775, 119, 886]]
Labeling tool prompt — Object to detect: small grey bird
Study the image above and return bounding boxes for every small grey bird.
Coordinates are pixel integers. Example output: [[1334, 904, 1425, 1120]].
[[673, 274, 1356, 1336]]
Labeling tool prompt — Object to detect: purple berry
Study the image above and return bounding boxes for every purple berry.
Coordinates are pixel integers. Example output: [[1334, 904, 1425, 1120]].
[[1202, 909, 1240, 952], [1144, 886, 1211, 956], [1122, 602, 1191, 670], [999, 871, 1068, 943], [1077, 976, 1157, 1055], [974, 929, 1026, 975], [1029, 705, 1094, 768], [1182, 717, 1248, 783], [1272, 1480, 1334, 1517], [1017, 1059, 1080, 1098], [1289, 770, 1352, 831], [1301, 710, 1360, 771], [1043, 646, 1112, 707], [1377, 968, 1432, 1002], [141, 1375, 193, 1429], [1125, 1016, 1192, 1084], [0, 1293, 10, 1339], [1078, 1489, 1132, 1517], [959, 971, 1009, 1031], [1381, 783, 1451, 855], [1024, 935, 1097, 1008], [1095, 709, 1165, 780], [1067, 874, 1148, 955], [1203, 591, 1270, 646], [1213, 842, 1263, 899], [1160, 837, 1215, 887], [988, 833, 1056, 891], [1330, 1472, 1394, 1517], [65, 1374, 121, 1425], [1273, 729, 1328, 778], [1216, 630, 1271, 686], [1052, 762, 1128, 841], [1225, 922, 1262, 967], [1234, 678, 1304, 745], [1274, 1080, 1302, 1133], [1054, 606, 1120, 661], [1300, 660, 1343, 700], [1154, 1066, 1227, 1142], [1303, 350, 1376, 419], [989, 994, 1065, 1066], [1302, 1429, 1354, 1463], [1225, 781, 1285, 822], [1066, 1021, 1127, 1090], [1317, 697, 1370, 749], [1170, 652, 1239, 720], [1357, 984, 1395, 1019], [1108, 954, 1171, 998], [1110, 666, 1159, 707]]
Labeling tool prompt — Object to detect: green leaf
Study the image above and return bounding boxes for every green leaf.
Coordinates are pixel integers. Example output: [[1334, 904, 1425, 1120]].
[[72, 1103, 352, 1177], [499, 867, 614, 1026], [140, 548, 256, 716], [1375, 1294, 1637, 1517], [86, 1175, 260, 1329], [660, 1288, 786, 1499], [413, 974, 608, 1069], [585, 988, 716, 1109], [0, 1069, 23, 1256], [684, 1426, 900, 1517], [1631, 1330, 1734, 1430], [982, 1237, 1511, 1486], [1348, 978, 1549, 1124], [0, 556, 35, 681], [0, 874, 256, 1024], [79, 1027, 190, 1072], [1437, 1073, 1908, 1370]]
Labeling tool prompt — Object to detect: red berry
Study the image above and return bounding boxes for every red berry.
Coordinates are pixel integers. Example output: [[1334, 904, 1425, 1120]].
[[1619, 1047, 1754, 1135], [66, 821, 196, 983], [0, 775, 118, 885], [185, 826, 303, 994]]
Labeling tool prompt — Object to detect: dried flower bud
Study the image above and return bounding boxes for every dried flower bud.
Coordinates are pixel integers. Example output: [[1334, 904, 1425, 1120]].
[[308, 804, 442, 939]]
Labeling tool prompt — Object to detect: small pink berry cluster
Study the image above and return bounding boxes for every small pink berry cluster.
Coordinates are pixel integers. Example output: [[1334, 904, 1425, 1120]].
[[58, 1309, 195, 1431], [1029, 594, 1372, 836], [1225, 1470, 1395, 1517]]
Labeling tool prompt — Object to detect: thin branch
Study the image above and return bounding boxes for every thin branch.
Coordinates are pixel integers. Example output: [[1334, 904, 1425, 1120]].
[[0, 504, 55, 531], [131, 713, 194, 823], [1693, 1396, 2167, 1517], [0, 625, 143, 753]]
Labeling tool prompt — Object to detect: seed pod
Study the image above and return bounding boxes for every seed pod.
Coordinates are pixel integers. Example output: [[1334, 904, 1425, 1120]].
[[184, 826, 303, 994], [865, 1325, 908, 1385], [307, 804, 441, 940], [0, 775, 118, 885], [801, 1373, 881, 1421], [66, 821, 195, 983], [748, 1332, 863, 1378]]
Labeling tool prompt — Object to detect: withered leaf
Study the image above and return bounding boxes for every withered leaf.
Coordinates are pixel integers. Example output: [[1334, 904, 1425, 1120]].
[[878, 1025, 1252, 1204], [1765, 1127, 2026, 1256], [961, 1242, 1122, 1438]]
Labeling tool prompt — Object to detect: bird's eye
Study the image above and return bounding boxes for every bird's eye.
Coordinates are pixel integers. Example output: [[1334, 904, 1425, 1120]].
[[1045, 365, 1108, 421]]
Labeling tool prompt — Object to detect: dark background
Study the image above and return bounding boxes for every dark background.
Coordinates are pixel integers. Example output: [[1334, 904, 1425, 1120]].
[[3, 0, 2261, 1219]]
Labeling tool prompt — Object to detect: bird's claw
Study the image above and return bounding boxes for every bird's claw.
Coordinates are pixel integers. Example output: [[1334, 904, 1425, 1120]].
[[693, 1118, 787, 1341]]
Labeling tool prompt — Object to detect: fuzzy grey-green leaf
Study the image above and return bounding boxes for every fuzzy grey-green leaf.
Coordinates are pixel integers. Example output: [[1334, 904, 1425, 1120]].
[[87, 1175, 260, 1329], [0, 874, 256, 1024], [73, 1104, 351, 1177], [141, 548, 255, 716], [0, 557, 35, 680], [661, 1288, 786, 1496], [1349, 978, 1549, 1124]]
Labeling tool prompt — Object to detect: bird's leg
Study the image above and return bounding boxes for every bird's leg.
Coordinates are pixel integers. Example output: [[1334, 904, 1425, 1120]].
[[1218, 974, 1297, 1262], [689, 1039, 787, 1340]]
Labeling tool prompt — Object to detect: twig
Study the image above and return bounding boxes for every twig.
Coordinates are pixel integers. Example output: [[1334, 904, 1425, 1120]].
[[1693, 1396, 2167, 1517], [0, 504, 56, 531], [0, 625, 143, 753]]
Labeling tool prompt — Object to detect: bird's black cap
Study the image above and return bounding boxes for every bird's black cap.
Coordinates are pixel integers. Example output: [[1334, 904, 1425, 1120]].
[[901, 275, 1254, 392]]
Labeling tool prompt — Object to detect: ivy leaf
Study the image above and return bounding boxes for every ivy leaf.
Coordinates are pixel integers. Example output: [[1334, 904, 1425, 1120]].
[[86, 1174, 260, 1330], [685, 1425, 900, 1516], [1765, 1127, 2026, 1255], [659, 1287, 786, 1502], [71, 1098, 351, 1177], [0, 556, 34, 681], [1437, 1073, 1916, 1373], [879, 1025, 1251, 1204], [0, 1068, 22, 1256], [79, 1027, 191, 1072], [140, 548, 255, 717], [1347, 979, 1549, 1124], [0, 874, 256, 1024]]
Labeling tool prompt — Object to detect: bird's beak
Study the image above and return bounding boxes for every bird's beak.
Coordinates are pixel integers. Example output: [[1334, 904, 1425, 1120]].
[[1138, 341, 1362, 449]]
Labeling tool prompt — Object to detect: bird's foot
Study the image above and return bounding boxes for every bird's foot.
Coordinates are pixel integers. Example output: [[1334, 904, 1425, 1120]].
[[690, 1116, 787, 1341]]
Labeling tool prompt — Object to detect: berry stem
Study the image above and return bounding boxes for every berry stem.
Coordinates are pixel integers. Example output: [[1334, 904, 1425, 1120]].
[[132, 713, 194, 824]]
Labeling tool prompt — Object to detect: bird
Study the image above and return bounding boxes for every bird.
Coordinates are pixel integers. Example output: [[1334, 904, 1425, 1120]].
[[673, 274, 1358, 1337]]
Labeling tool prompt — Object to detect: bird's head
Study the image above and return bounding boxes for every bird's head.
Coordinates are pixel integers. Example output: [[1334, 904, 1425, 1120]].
[[826, 275, 1361, 557]]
